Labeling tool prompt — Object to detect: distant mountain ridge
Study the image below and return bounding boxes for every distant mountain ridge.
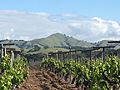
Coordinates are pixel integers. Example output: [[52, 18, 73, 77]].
[[0, 33, 120, 51], [29, 33, 94, 48]]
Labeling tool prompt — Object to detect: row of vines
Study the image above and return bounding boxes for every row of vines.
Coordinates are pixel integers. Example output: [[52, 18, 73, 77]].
[[0, 55, 29, 90], [41, 57, 120, 90]]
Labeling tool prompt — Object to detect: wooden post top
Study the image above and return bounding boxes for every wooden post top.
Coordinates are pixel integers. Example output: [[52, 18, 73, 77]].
[[48, 45, 115, 56], [108, 41, 120, 43], [92, 46, 115, 49], [0, 43, 14, 46]]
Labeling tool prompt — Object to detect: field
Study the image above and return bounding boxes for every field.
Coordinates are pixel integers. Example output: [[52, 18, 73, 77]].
[[0, 54, 120, 90], [40, 57, 120, 90], [17, 56, 120, 90], [15, 67, 78, 90]]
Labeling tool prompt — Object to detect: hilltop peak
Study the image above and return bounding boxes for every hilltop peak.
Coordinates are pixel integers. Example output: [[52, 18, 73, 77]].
[[29, 33, 94, 48], [49, 33, 66, 37]]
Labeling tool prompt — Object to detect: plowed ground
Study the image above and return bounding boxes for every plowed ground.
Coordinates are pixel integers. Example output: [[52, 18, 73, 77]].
[[15, 68, 78, 90]]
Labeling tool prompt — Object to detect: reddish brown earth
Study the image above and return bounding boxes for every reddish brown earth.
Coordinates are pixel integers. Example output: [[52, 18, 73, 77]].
[[15, 67, 78, 90]]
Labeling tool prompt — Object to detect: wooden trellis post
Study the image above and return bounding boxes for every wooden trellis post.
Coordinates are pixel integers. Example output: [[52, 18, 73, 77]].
[[1, 44, 3, 58], [62, 52, 65, 61], [108, 41, 120, 57], [4, 47, 6, 56], [0, 43, 15, 66], [93, 46, 115, 61], [89, 50, 92, 60], [68, 46, 72, 59], [11, 50, 14, 67], [102, 47, 105, 62]]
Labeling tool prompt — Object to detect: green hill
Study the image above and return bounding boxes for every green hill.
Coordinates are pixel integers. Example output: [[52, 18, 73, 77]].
[[29, 33, 94, 48], [1, 33, 120, 53], [0, 33, 94, 53]]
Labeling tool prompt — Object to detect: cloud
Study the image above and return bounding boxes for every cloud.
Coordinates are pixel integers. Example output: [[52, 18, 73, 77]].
[[0, 10, 71, 40], [67, 17, 120, 42], [0, 10, 120, 42], [61, 13, 78, 17]]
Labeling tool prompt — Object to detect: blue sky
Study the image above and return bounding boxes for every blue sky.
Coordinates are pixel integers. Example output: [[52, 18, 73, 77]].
[[0, 0, 120, 42], [0, 0, 119, 21]]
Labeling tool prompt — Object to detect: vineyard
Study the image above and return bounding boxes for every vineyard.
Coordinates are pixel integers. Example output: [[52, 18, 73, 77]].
[[0, 5, 120, 90], [1, 55, 120, 90], [41, 57, 120, 90], [0, 50, 120, 89], [0, 55, 29, 90]]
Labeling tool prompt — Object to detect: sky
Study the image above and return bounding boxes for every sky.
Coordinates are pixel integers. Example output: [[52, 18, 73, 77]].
[[0, 0, 119, 21], [0, 0, 120, 42]]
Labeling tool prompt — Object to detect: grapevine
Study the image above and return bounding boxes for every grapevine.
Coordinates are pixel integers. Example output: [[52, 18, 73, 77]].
[[0, 55, 29, 90], [41, 57, 120, 90]]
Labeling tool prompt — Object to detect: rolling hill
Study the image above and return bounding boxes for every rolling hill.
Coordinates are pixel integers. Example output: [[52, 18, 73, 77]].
[[0, 33, 120, 53], [0, 33, 94, 48], [29, 33, 94, 48]]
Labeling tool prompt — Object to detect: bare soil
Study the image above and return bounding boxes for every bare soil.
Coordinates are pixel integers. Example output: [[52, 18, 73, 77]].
[[15, 67, 78, 90]]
